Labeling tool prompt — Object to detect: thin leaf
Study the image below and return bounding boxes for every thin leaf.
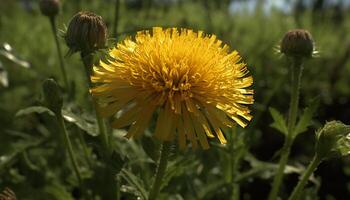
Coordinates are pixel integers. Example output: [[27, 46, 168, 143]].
[[15, 106, 55, 117], [120, 169, 147, 199], [269, 107, 288, 135], [294, 100, 319, 136]]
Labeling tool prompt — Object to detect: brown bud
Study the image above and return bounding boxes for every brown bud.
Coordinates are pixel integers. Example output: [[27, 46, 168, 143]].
[[39, 0, 60, 18], [280, 29, 314, 58], [65, 11, 107, 55]]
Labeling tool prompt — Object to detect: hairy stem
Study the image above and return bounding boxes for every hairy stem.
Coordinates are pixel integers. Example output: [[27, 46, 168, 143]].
[[81, 52, 109, 151], [148, 142, 172, 200], [268, 58, 304, 200]]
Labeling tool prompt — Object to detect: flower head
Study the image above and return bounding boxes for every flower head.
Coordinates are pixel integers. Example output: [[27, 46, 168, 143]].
[[280, 29, 315, 58], [39, 0, 60, 18], [65, 11, 107, 55], [91, 27, 254, 149]]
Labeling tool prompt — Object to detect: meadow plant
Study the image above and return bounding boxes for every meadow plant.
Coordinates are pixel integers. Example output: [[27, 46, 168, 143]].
[[3, 1, 350, 200], [90, 27, 254, 199], [268, 29, 315, 200]]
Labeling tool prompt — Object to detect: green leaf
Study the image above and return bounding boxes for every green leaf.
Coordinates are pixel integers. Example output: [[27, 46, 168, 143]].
[[44, 182, 74, 200], [0, 43, 30, 68], [294, 99, 319, 136], [269, 107, 288, 135], [62, 110, 98, 137], [15, 106, 55, 117], [120, 169, 147, 199], [161, 156, 198, 190], [197, 179, 226, 199]]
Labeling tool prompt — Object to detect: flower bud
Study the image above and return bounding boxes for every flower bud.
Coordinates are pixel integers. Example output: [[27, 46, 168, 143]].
[[42, 79, 63, 114], [39, 0, 60, 18], [315, 121, 350, 159], [65, 11, 107, 55], [280, 29, 314, 58]]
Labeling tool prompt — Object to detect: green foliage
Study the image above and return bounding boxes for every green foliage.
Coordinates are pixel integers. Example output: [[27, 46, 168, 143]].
[[269, 107, 288, 135]]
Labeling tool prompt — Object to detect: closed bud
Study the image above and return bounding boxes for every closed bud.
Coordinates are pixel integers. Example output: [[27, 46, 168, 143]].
[[315, 121, 350, 159], [280, 29, 314, 58], [39, 0, 60, 18], [42, 79, 63, 114], [65, 11, 107, 55]]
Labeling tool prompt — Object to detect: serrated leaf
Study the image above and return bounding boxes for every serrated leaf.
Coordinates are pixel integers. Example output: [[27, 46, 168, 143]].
[[269, 107, 288, 135], [62, 110, 98, 137], [120, 169, 147, 199], [15, 106, 55, 117], [294, 99, 319, 136]]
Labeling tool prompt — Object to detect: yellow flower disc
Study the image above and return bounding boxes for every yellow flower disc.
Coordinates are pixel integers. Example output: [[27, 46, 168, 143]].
[[91, 27, 254, 149]]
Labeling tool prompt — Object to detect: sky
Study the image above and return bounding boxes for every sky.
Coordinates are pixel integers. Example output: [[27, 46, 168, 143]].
[[229, 0, 350, 14]]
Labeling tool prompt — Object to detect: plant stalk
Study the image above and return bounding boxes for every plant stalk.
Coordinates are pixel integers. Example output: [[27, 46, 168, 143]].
[[288, 155, 322, 200], [49, 17, 69, 91], [81, 52, 118, 200], [80, 52, 110, 152], [77, 129, 92, 168], [230, 126, 241, 200], [268, 58, 304, 200], [56, 111, 82, 185], [113, 0, 120, 38], [148, 142, 172, 200]]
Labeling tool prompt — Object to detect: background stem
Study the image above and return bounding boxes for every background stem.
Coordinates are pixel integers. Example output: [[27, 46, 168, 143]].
[[268, 58, 304, 200], [56, 111, 82, 184], [113, 0, 120, 38], [148, 142, 172, 200], [49, 17, 69, 91]]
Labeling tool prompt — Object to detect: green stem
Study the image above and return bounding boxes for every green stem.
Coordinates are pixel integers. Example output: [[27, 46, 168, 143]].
[[77, 129, 92, 168], [81, 52, 117, 200], [113, 0, 120, 38], [81, 52, 110, 151], [49, 17, 69, 91], [268, 58, 304, 200], [230, 127, 240, 200], [148, 142, 172, 200], [288, 155, 322, 200], [56, 111, 82, 185]]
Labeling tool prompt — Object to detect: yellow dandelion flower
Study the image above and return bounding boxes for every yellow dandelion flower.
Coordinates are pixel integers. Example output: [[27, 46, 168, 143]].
[[91, 27, 254, 149]]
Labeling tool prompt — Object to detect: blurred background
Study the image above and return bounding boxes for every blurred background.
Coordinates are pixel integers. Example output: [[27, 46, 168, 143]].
[[1, 0, 350, 199]]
